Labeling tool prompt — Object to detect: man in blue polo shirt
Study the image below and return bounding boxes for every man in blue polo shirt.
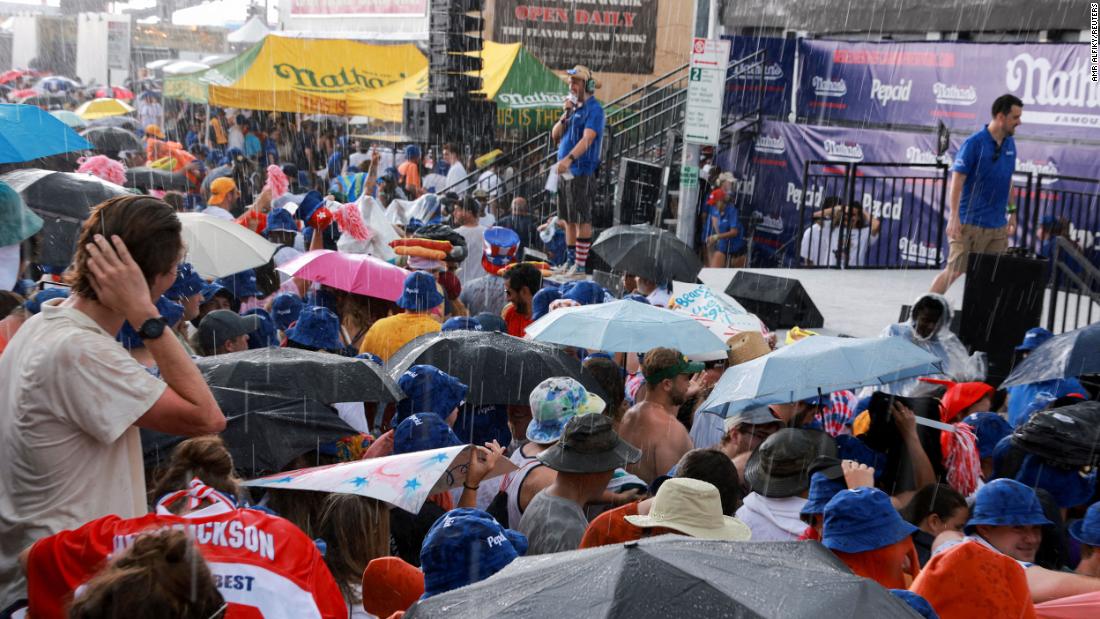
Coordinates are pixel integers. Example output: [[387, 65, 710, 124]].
[[930, 94, 1023, 293], [551, 65, 605, 276]]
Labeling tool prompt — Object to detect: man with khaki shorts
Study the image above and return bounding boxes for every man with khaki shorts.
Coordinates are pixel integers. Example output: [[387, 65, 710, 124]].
[[930, 94, 1023, 294]]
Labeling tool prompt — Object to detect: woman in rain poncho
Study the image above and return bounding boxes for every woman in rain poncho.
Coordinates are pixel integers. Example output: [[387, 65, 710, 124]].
[[879, 293, 985, 395]]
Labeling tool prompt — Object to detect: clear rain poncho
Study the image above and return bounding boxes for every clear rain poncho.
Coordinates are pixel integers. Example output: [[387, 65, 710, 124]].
[[879, 293, 986, 395]]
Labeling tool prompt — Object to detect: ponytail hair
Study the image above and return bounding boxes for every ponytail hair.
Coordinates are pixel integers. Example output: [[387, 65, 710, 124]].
[[152, 436, 241, 508]]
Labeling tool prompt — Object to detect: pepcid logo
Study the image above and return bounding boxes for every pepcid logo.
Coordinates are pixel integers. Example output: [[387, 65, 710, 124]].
[[812, 76, 847, 98], [823, 139, 864, 162], [933, 83, 978, 106], [754, 135, 786, 154], [870, 78, 912, 106]]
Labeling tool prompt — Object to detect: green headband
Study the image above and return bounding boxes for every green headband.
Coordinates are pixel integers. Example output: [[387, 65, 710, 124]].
[[645, 358, 705, 385]]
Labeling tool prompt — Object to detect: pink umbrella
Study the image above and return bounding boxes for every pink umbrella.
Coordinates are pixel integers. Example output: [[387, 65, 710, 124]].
[[1036, 591, 1100, 619], [277, 249, 408, 301]]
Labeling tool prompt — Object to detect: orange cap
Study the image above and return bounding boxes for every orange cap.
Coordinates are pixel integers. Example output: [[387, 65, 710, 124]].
[[362, 556, 424, 617], [144, 124, 165, 139], [208, 177, 237, 205]]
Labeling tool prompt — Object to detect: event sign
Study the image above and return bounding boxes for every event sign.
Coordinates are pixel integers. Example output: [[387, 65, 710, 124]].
[[685, 38, 731, 145], [493, 0, 659, 74], [723, 35, 796, 120], [288, 0, 427, 16]]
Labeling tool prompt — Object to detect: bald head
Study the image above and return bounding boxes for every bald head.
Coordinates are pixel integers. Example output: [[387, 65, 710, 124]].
[[511, 197, 528, 216]]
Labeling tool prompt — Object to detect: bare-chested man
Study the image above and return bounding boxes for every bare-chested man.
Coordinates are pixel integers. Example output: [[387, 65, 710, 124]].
[[619, 348, 701, 483]]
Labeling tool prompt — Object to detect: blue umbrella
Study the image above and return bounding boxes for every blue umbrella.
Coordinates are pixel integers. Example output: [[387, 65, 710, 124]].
[[1001, 323, 1100, 388], [699, 335, 942, 417], [0, 104, 91, 163], [524, 299, 727, 354]]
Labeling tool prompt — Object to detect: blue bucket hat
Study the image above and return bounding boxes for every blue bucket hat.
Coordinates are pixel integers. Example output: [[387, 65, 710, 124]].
[[420, 508, 527, 599], [1069, 502, 1100, 547], [441, 316, 483, 332], [834, 435, 886, 480], [355, 352, 383, 366], [454, 403, 512, 448], [165, 262, 205, 300], [822, 487, 918, 553], [526, 377, 605, 444], [265, 208, 297, 236], [965, 478, 1054, 534], [1016, 327, 1053, 352], [474, 312, 507, 333], [215, 269, 260, 300], [889, 590, 939, 619], [1015, 454, 1097, 509], [285, 305, 342, 351], [225, 146, 245, 162], [396, 271, 444, 312], [623, 292, 650, 304], [379, 166, 400, 183], [271, 293, 304, 331], [800, 472, 848, 518], [963, 412, 1013, 459], [531, 288, 562, 321], [405, 144, 421, 159], [24, 287, 69, 314], [242, 308, 278, 349], [117, 296, 184, 349], [395, 365, 469, 425], [295, 191, 325, 226], [393, 413, 463, 455], [562, 280, 605, 306], [199, 281, 229, 304]]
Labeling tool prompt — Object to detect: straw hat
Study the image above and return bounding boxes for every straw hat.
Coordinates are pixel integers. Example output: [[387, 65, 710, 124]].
[[625, 478, 751, 541], [726, 331, 770, 366]]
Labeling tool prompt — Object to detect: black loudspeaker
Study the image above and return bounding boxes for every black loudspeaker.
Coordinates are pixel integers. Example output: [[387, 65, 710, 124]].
[[725, 272, 824, 330], [959, 252, 1047, 386], [613, 157, 663, 226]]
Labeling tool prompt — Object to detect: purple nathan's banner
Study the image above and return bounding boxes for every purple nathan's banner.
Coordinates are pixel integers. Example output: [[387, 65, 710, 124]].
[[723, 35, 796, 120]]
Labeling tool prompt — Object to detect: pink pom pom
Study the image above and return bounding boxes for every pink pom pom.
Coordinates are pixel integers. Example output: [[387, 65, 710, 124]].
[[333, 202, 372, 242], [264, 164, 289, 199], [77, 155, 126, 186]]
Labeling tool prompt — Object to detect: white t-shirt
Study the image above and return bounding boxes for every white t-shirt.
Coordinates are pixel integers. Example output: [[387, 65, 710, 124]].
[[348, 151, 370, 171], [455, 224, 487, 286], [645, 287, 671, 308], [228, 126, 245, 151], [800, 222, 834, 266], [478, 170, 502, 199], [446, 161, 469, 195], [0, 303, 166, 606], [203, 205, 235, 221]]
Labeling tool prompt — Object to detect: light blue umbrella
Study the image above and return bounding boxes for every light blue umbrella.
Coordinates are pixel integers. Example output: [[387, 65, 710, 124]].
[[524, 299, 727, 354], [699, 335, 943, 417], [49, 109, 87, 130], [0, 104, 91, 163]]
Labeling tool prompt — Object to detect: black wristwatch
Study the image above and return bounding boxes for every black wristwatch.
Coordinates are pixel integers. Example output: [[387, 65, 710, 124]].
[[137, 316, 169, 340]]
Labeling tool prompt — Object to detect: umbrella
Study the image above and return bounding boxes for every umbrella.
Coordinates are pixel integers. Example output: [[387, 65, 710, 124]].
[[178, 212, 279, 278], [75, 97, 134, 120], [277, 249, 408, 302], [0, 168, 128, 267], [1010, 401, 1100, 468], [197, 347, 403, 406], [94, 86, 134, 100], [10, 88, 37, 100], [0, 104, 91, 164], [0, 70, 31, 84], [699, 335, 943, 417], [386, 330, 607, 406], [524, 299, 728, 354], [86, 115, 142, 132], [591, 224, 703, 283], [33, 76, 80, 93], [124, 166, 190, 191], [80, 125, 142, 155], [243, 444, 517, 513], [142, 394, 360, 475], [48, 109, 87, 130], [1001, 323, 1100, 388], [406, 537, 918, 618]]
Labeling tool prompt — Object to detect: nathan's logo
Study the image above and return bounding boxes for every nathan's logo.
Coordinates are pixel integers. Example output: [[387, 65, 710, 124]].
[[933, 82, 977, 106], [273, 63, 400, 92], [812, 76, 847, 97], [823, 139, 864, 162], [1014, 159, 1060, 185], [898, 237, 941, 266], [752, 209, 786, 234], [870, 78, 912, 106], [734, 62, 784, 81], [905, 146, 952, 167], [496, 92, 567, 109], [754, 135, 786, 154], [1005, 53, 1100, 108]]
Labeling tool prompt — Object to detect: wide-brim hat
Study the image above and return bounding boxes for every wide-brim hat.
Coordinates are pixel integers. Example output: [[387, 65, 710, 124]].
[[1068, 503, 1100, 547], [964, 478, 1053, 534], [744, 428, 837, 498], [0, 181, 42, 246], [822, 488, 918, 553], [396, 271, 444, 311], [537, 414, 640, 474], [526, 376, 605, 444], [624, 477, 752, 541], [726, 331, 770, 365], [285, 305, 342, 351]]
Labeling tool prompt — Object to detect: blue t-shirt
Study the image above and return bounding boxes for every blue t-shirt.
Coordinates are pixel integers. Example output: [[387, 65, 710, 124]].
[[557, 97, 605, 176], [950, 128, 1016, 228], [1006, 377, 1086, 427], [243, 133, 262, 158], [708, 204, 746, 254]]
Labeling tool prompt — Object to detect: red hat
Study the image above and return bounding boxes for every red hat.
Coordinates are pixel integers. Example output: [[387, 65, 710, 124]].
[[706, 188, 727, 206], [921, 378, 994, 423], [362, 556, 424, 617]]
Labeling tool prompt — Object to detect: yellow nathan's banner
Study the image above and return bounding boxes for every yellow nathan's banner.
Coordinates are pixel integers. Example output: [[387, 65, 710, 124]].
[[207, 36, 427, 115]]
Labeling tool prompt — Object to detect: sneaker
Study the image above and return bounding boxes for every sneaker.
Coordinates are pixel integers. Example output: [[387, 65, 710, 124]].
[[552, 261, 574, 274], [564, 262, 579, 276]]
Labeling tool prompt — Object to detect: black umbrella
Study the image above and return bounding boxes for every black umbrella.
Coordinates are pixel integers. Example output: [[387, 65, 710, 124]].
[[1011, 400, 1100, 468], [0, 168, 129, 268], [124, 166, 190, 191], [407, 537, 918, 618], [86, 115, 142, 133], [1001, 323, 1100, 388], [80, 125, 142, 155], [142, 393, 359, 475], [591, 224, 703, 283], [198, 347, 403, 405], [385, 330, 606, 406]]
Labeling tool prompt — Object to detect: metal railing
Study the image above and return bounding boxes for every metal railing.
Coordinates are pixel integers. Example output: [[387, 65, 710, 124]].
[[1046, 236, 1100, 333]]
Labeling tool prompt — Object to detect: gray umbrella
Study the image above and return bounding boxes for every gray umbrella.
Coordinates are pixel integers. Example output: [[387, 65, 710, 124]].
[[406, 537, 919, 618], [125, 166, 190, 191], [80, 125, 142, 155], [591, 224, 703, 283], [385, 330, 606, 406], [1001, 323, 1100, 388]]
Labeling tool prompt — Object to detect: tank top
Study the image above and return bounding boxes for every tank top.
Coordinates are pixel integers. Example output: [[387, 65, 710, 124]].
[[502, 444, 545, 528]]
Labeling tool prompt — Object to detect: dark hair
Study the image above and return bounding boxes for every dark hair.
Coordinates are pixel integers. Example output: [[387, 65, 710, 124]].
[[676, 448, 743, 515], [442, 142, 460, 156], [152, 436, 240, 507], [66, 196, 183, 303], [991, 94, 1024, 118], [317, 494, 390, 603], [68, 529, 225, 619], [504, 263, 542, 297], [822, 196, 843, 209], [901, 483, 967, 526], [582, 357, 625, 423], [912, 296, 944, 322], [0, 290, 24, 319]]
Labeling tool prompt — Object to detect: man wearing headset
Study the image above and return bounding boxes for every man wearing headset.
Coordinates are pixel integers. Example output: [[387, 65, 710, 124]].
[[551, 65, 605, 276]]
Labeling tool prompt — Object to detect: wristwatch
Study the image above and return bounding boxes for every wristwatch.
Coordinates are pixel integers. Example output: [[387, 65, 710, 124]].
[[137, 316, 169, 340]]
